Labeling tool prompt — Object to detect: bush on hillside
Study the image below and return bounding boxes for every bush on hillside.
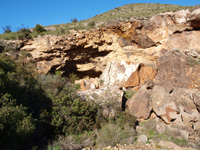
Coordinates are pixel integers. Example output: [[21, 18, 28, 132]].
[[88, 21, 96, 27], [17, 28, 32, 40], [37, 73, 102, 135], [69, 72, 80, 83], [96, 122, 136, 148], [33, 24, 46, 33], [71, 17, 78, 23], [0, 93, 35, 149], [0, 53, 51, 149], [124, 88, 135, 100], [51, 84, 100, 134]]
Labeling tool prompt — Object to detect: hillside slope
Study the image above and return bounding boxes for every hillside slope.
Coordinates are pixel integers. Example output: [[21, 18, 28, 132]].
[[47, 3, 200, 31], [1, 3, 200, 40]]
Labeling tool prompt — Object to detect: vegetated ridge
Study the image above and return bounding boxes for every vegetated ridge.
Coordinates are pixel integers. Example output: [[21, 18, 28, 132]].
[[1, 3, 200, 40]]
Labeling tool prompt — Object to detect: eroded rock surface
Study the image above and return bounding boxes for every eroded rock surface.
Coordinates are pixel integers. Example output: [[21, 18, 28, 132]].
[[127, 51, 200, 132], [155, 50, 200, 91], [16, 8, 200, 77]]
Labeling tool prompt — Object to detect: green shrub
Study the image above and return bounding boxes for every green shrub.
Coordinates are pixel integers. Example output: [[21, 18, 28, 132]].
[[51, 85, 99, 134], [0, 53, 51, 149], [37, 74, 68, 97], [115, 111, 137, 128], [33, 24, 46, 33], [124, 88, 135, 100], [18, 28, 31, 34], [99, 79, 104, 85], [69, 72, 80, 83], [55, 70, 62, 76], [170, 137, 188, 147], [0, 93, 35, 149], [38, 73, 100, 135], [186, 56, 199, 67], [96, 123, 136, 148], [88, 21, 95, 27], [17, 28, 32, 40], [71, 18, 78, 23], [54, 27, 66, 35], [48, 132, 95, 150]]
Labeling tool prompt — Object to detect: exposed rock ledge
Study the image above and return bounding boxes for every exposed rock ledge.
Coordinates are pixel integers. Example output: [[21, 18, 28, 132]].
[[17, 8, 200, 77]]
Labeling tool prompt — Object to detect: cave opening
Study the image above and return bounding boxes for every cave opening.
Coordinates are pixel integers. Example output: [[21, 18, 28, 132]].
[[49, 46, 112, 80]]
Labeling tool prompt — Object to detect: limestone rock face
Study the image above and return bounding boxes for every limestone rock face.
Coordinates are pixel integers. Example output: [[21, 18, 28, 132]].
[[127, 51, 200, 127], [189, 9, 200, 29], [155, 50, 200, 91], [127, 85, 200, 125], [124, 64, 157, 88], [17, 8, 200, 77], [151, 85, 179, 123], [126, 85, 152, 119], [100, 61, 139, 86]]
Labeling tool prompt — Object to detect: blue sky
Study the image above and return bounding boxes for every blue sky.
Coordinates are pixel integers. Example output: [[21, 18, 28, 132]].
[[0, 0, 200, 33]]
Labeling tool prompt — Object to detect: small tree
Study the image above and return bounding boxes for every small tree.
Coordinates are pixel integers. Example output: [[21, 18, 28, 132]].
[[71, 18, 78, 23], [33, 24, 46, 33], [17, 26, 32, 40], [2, 26, 12, 33]]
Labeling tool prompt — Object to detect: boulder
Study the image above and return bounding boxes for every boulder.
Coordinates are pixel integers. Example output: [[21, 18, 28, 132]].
[[139, 64, 157, 84], [127, 83, 200, 126], [151, 85, 179, 123], [124, 64, 157, 88], [174, 9, 190, 24], [155, 50, 200, 92], [117, 37, 132, 47], [151, 86, 200, 125], [126, 85, 152, 119], [124, 71, 140, 88]]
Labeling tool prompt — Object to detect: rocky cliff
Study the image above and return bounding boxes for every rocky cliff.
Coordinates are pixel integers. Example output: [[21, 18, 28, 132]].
[[5, 8, 200, 149], [20, 9, 200, 77]]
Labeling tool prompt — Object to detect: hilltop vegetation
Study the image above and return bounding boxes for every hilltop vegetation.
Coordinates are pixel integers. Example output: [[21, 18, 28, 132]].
[[1, 3, 200, 40]]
